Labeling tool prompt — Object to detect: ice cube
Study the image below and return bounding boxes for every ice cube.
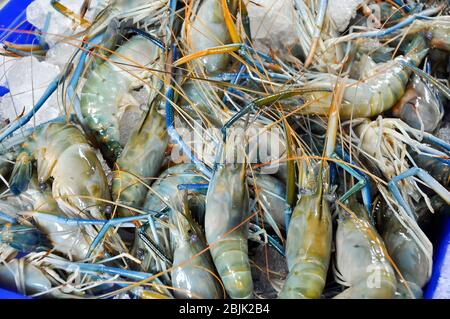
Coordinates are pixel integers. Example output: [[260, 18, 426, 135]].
[[0, 55, 19, 87], [328, 0, 365, 32], [0, 56, 61, 129], [26, 0, 103, 48], [247, 0, 298, 54], [45, 42, 78, 71]]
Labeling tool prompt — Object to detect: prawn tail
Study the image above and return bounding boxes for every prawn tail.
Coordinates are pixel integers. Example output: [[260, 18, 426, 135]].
[[278, 261, 327, 299], [402, 33, 429, 66], [211, 237, 253, 299]]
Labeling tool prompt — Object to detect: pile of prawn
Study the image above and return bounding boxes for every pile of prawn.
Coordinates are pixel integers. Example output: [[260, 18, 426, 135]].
[[0, 0, 449, 299]]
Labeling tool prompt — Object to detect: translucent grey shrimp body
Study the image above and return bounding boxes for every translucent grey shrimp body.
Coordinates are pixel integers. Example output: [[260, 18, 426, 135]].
[[80, 35, 164, 162], [17, 176, 93, 260], [170, 192, 222, 299], [334, 200, 396, 299], [251, 174, 288, 235], [143, 164, 208, 219], [0, 258, 52, 297], [377, 200, 430, 298], [134, 164, 208, 274], [205, 163, 253, 299]]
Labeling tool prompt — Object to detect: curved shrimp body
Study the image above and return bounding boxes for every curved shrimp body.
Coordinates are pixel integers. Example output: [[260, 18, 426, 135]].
[[134, 165, 207, 272], [0, 258, 52, 296], [13, 123, 110, 220], [20, 177, 92, 260], [205, 163, 253, 299], [278, 166, 332, 299], [379, 208, 430, 297], [302, 38, 428, 118], [112, 106, 168, 217], [80, 35, 162, 162], [170, 193, 222, 299], [334, 201, 396, 299], [185, 0, 234, 75], [178, 0, 237, 126], [143, 164, 208, 215]]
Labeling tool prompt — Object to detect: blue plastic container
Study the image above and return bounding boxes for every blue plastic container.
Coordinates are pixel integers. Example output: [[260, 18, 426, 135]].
[[0, 0, 38, 299], [0, 85, 9, 96], [0, 0, 38, 100], [0, 0, 38, 46], [424, 216, 450, 299], [0, 288, 31, 299]]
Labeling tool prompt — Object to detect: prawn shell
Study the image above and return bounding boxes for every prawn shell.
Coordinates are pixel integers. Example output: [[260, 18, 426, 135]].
[[334, 202, 396, 299], [279, 192, 332, 299], [80, 35, 162, 161], [186, 0, 233, 75], [51, 143, 110, 220], [112, 107, 168, 217]]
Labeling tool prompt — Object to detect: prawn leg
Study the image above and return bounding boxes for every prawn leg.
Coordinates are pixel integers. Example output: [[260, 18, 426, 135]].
[[40, 256, 172, 297], [174, 42, 289, 80], [388, 167, 450, 219], [342, 5, 444, 40], [398, 60, 450, 100], [331, 151, 372, 217], [86, 214, 160, 257]]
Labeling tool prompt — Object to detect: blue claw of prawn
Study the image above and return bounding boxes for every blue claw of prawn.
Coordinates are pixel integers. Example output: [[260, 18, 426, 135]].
[[0, 224, 50, 253]]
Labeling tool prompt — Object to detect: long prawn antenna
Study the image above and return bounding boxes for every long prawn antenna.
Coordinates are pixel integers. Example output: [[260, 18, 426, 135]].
[[123, 27, 166, 51], [337, 5, 443, 41], [398, 60, 450, 100], [165, 44, 212, 178], [221, 88, 331, 142]]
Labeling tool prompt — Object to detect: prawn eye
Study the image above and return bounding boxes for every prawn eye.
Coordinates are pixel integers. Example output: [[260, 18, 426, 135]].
[[188, 230, 198, 243], [39, 182, 47, 191], [136, 248, 146, 260], [104, 205, 113, 215]]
